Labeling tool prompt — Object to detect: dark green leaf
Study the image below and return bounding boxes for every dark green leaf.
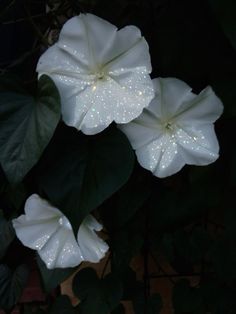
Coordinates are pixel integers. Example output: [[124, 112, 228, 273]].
[[72, 267, 98, 300], [0, 211, 15, 259], [37, 256, 75, 293], [49, 295, 76, 314], [3, 182, 27, 211], [0, 75, 61, 183], [0, 264, 29, 310], [111, 230, 143, 273], [100, 168, 152, 229], [73, 268, 123, 314], [39, 126, 134, 233]]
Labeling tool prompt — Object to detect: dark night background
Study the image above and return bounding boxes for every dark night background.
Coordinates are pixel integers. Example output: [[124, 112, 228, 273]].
[[0, 1, 236, 313]]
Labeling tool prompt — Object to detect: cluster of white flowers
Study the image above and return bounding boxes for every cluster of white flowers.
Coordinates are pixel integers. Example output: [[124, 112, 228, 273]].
[[13, 13, 223, 269], [37, 13, 223, 178]]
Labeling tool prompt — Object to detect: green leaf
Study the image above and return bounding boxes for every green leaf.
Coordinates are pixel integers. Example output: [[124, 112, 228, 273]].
[[172, 279, 205, 314], [3, 182, 27, 211], [111, 230, 143, 273], [100, 168, 152, 230], [72, 267, 98, 300], [37, 256, 75, 293], [209, 0, 236, 50], [0, 75, 61, 183], [49, 295, 76, 314], [73, 268, 123, 314], [0, 264, 29, 310], [38, 126, 135, 233], [0, 211, 15, 259]]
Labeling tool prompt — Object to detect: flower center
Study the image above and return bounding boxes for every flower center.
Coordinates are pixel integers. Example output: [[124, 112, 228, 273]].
[[163, 121, 175, 132], [96, 70, 106, 80]]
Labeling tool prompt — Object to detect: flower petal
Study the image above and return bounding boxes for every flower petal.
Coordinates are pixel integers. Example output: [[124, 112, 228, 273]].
[[39, 226, 83, 269], [72, 75, 153, 135], [118, 118, 162, 150], [153, 78, 195, 120], [136, 133, 185, 178], [105, 29, 152, 72], [12, 194, 109, 269], [58, 14, 118, 70], [176, 86, 224, 125], [175, 124, 219, 165], [120, 77, 223, 178], [77, 215, 109, 263], [24, 194, 61, 219], [37, 13, 153, 135], [12, 215, 59, 251]]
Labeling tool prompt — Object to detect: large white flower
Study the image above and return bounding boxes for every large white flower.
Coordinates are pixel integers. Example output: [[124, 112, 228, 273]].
[[12, 194, 109, 269], [119, 78, 223, 178], [36, 13, 154, 135]]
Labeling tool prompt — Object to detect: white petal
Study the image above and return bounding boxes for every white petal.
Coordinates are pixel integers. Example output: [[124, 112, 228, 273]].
[[118, 118, 162, 150], [70, 75, 153, 135], [58, 14, 117, 70], [36, 44, 91, 76], [24, 194, 61, 219], [153, 78, 195, 120], [176, 86, 224, 125], [175, 124, 219, 165], [82, 214, 103, 231], [39, 226, 83, 269], [12, 215, 59, 250], [37, 13, 153, 135], [105, 31, 152, 72], [12, 194, 61, 250], [12, 194, 109, 269], [136, 133, 185, 178], [77, 215, 109, 263]]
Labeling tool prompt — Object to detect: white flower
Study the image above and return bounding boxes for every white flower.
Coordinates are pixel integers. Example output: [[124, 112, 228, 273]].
[[119, 78, 223, 178], [12, 194, 109, 269], [36, 13, 154, 135]]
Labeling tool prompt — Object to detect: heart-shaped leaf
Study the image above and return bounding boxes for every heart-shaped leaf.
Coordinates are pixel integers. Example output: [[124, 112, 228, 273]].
[[73, 268, 123, 314], [0, 75, 61, 183], [0, 264, 29, 310], [37, 125, 134, 233]]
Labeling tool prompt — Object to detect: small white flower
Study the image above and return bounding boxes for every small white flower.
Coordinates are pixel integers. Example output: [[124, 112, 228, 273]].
[[37, 13, 154, 135], [12, 194, 108, 269], [119, 78, 223, 178]]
